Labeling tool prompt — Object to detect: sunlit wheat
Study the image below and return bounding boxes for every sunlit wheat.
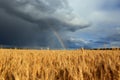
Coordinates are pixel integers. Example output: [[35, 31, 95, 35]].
[[0, 49, 120, 80]]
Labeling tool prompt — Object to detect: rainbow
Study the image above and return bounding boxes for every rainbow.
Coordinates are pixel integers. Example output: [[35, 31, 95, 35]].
[[50, 27, 66, 49]]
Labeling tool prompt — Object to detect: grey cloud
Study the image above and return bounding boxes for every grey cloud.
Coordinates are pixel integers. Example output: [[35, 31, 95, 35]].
[[0, 0, 90, 49], [64, 38, 91, 49], [90, 33, 120, 48], [0, 9, 62, 48], [0, 0, 89, 31], [106, 34, 120, 42], [100, 0, 120, 10], [102, 33, 120, 47], [94, 40, 110, 44]]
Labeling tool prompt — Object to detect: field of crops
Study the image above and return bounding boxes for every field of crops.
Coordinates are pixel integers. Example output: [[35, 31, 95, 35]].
[[0, 49, 120, 80]]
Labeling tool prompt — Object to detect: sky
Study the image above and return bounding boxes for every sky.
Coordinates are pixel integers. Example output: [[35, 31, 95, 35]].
[[0, 0, 120, 49]]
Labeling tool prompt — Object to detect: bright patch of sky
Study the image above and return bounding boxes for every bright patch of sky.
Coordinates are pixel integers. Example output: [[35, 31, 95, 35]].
[[66, 0, 120, 48]]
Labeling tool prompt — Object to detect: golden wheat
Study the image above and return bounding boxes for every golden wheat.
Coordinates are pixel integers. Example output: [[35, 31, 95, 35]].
[[0, 49, 120, 80]]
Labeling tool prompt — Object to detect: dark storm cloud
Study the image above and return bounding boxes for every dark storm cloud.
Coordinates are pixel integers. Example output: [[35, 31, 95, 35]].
[[0, 0, 90, 49], [93, 40, 110, 44], [95, 33, 120, 47], [84, 33, 120, 48], [0, 0, 90, 30], [100, 33, 120, 46], [0, 10, 50, 48], [106, 34, 120, 42]]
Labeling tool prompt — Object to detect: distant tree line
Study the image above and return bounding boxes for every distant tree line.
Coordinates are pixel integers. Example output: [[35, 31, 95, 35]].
[[89, 48, 120, 50]]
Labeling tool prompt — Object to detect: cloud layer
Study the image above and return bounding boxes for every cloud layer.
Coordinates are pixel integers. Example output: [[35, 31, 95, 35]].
[[0, 0, 120, 49], [65, 0, 120, 48], [0, 0, 90, 49]]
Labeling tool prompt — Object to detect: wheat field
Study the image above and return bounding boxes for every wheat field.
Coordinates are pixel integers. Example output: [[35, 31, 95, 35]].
[[0, 49, 120, 80]]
